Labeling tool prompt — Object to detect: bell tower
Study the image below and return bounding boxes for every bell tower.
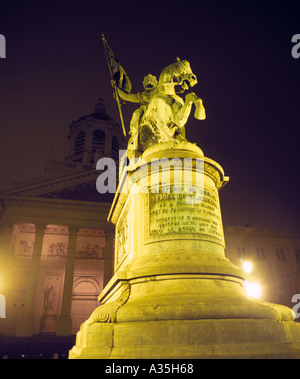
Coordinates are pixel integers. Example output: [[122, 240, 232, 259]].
[[66, 99, 124, 165], [45, 99, 125, 176]]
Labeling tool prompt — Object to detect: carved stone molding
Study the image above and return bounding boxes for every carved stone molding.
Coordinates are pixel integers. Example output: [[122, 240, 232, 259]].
[[80, 283, 131, 329], [266, 302, 296, 322]]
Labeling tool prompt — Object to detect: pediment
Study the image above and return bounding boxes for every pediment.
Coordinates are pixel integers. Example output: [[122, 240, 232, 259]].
[[0, 169, 115, 203], [39, 180, 114, 203]]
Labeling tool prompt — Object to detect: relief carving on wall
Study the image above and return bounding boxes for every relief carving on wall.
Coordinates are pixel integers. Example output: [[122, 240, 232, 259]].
[[76, 244, 102, 259], [18, 240, 33, 257], [47, 242, 67, 258]]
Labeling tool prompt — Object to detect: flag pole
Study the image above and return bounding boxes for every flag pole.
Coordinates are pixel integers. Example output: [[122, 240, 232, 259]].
[[102, 34, 127, 137]]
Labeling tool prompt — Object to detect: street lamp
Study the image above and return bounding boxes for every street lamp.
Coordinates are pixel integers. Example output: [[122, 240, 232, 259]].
[[243, 261, 253, 275], [245, 281, 262, 299], [242, 261, 262, 299]]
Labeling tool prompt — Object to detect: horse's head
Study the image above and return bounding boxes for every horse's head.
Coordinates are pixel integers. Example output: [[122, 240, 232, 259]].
[[175, 58, 198, 91], [158, 58, 198, 92]]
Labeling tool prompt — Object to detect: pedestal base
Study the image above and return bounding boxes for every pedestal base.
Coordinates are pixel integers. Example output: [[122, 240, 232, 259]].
[[69, 274, 300, 359], [40, 312, 57, 335], [69, 318, 300, 359]]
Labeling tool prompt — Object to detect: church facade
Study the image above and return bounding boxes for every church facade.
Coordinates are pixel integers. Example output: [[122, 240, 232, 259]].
[[0, 101, 123, 337], [0, 101, 299, 340]]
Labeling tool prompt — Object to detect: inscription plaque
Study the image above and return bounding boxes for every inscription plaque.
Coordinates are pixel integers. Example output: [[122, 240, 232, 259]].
[[147, 185, 224, 244]]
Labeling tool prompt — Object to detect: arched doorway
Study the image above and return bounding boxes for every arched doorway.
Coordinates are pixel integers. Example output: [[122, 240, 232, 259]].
[[71, 278, 100, 334]]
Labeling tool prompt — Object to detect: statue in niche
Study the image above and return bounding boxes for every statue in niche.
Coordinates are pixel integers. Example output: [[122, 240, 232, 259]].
[[116, 58, 206, 159], [43, 285, 56, 313]]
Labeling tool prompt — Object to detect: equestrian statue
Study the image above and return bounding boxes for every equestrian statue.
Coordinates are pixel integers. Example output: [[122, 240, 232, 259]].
[[115, 58, 206, 159]]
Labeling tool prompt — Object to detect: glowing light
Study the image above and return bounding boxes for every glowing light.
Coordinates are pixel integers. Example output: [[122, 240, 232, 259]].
[[245, 281, 262, 299], [243, 261, 253, 275]]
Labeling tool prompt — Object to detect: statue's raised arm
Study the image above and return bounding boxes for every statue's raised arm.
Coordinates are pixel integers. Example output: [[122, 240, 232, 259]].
[[115, 74, 158, 105]]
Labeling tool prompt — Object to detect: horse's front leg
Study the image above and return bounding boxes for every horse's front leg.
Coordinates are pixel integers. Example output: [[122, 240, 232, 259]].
[[186, 92, 206, 120], [172, 93, 206, 128]]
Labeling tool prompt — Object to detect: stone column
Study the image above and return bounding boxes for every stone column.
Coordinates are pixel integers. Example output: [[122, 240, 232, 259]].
[[0, 221, 13, 334], [103, 227, 114, 288], [56, 226, 78, 336], [16, 223, 46, 337], [0, 221, 13, 282]]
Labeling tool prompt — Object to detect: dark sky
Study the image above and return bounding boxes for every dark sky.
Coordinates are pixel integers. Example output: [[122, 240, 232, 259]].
[[0, 0, 300, 230]]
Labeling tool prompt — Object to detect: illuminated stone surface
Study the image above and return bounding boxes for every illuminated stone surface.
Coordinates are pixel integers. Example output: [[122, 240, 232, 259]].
[[69, 141, 300, 358]]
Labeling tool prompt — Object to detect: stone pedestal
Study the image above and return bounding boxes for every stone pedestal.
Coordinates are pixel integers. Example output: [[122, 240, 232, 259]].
[[69, 141, 300, 359], [40, 311, 57, 335]]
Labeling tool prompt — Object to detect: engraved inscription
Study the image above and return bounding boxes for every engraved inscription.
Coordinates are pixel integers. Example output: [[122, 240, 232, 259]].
[[148, 185, 224, 243]]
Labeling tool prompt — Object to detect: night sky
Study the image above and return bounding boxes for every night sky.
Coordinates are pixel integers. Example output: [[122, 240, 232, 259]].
[[0, 0, 299, 230]]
